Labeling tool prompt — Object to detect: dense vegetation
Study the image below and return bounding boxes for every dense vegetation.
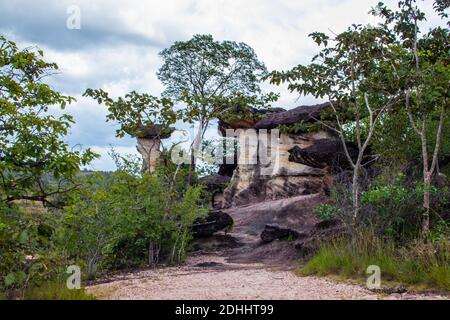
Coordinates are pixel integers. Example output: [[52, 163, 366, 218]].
[[0, 0, 449, 299], [285, 0, 449, 289], [0, 37, 208, 298]]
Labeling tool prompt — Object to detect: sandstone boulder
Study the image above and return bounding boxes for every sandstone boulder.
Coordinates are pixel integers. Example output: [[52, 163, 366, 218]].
[[192, 210, 234, 238], [254, 102, 333, 130], [260, 224, 303, 243], [288, 139, 359, 170]]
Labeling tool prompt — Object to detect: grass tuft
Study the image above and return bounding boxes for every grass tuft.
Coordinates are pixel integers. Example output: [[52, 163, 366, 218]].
[[299, 233, 450, 292], [24, 281, 96, 300], [1, 281, 96, 300]]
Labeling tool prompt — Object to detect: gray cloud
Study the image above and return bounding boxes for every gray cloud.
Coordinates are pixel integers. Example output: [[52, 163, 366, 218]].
[[0, 0, 163, 50]]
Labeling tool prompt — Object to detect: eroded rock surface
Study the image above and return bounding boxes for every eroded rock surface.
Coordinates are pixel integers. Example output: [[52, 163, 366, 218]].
[[261, 224, 302, 243], [254, 102, 333, 129], [204, 103, 347, 265], [192, 210, 234, 238], [134, 124, 174, 173]]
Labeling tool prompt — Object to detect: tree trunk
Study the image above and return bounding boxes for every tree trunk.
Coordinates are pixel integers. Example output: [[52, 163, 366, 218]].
[[420, 119, 430, 241], [352, 163, 361, 223], [188, 121, 204, 185], [148, 242, 154, 266], [188, 150, 196, 185], [422, 172, 431, 240], [170, 236, 179, 264], [148, 241, 160, 267]]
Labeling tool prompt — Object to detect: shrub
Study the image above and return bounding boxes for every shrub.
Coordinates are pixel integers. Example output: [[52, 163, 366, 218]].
[[0, 202, 65, 298], [314, 204, 337, 221], [325, 180, 450, 242], [56, 158, 207, 279], [360, 184, 449, 241]]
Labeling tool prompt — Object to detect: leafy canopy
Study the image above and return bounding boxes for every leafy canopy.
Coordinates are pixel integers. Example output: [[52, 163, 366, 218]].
[[158, 34, 267, 100], [83, 89, 178, 138], [158, 34, 271, 125], [0, 36, 96, 206]]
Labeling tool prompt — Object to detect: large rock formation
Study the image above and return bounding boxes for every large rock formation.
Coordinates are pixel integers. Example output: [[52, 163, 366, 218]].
[[288, 139, 359, 171], [134, 125, 173, 173], [196, 103, 353, 265], [219, 103, 338, 208], [222, 131, 333, 207], [254, 102, 334, 130], [260, 224, 302, 243]]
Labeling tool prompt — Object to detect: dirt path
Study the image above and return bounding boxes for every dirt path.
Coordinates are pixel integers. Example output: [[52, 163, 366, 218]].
[[87, 254, 447, 300], [87, 199, 448, 300]]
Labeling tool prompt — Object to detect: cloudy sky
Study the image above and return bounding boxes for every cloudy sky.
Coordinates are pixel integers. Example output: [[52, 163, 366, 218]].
[[0, 0, 443, 170]]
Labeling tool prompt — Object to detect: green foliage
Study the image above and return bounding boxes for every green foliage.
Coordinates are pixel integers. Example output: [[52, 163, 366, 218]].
[[158, 34, 267, 102], [314, 204, 337, 221], [269, 0, 449, 237], [0, 202, 64, 295], [57, 155, 207, 278], [158, 34, 273, 158], [21, 280, 95, 300], [0, 36, 97, 206], [83, 89, 178, 138], [359, 183, 449, 240], [327, 179, 449, 241], [268, 24, 400, 112], [370, 89, 450, 172], [300, 234, 450, 292]]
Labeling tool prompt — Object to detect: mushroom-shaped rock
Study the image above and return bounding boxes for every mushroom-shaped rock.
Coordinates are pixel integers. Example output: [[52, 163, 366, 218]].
[[134, 125, 174, 139], [218, 106, 286, 136], [254, 102, 333, 130], [135, 125, 174, 173]]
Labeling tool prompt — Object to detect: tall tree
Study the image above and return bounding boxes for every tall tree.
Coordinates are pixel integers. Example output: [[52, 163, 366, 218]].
[[371, 0, 449, 239], [0, 36, 96, 207], [157, 34, 269, 174], [268, 25, 400, 222]]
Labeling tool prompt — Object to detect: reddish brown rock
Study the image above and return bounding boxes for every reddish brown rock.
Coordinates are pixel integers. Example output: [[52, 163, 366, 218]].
[[254, 102, 333, 130]]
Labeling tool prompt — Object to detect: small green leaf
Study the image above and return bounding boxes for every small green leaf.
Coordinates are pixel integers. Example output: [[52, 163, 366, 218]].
[[4, 273, 16, 287], [19, 230, 29, 244]]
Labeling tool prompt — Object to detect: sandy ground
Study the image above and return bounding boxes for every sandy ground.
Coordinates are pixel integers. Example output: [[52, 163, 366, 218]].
[[87, 254, 448, 300]]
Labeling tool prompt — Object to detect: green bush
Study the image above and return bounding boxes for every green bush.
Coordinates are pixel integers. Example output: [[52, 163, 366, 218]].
[[360, 184, 449, 241], [56, 157, 207, 279], [326, 180, 449, 242], [0, 202, 65, 296], [314, 204, 337, 221]]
